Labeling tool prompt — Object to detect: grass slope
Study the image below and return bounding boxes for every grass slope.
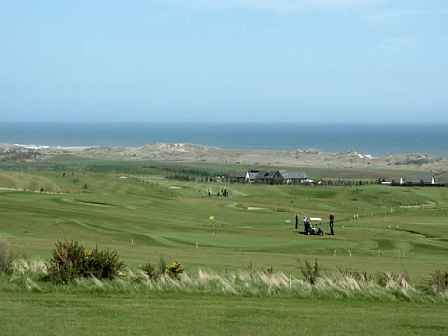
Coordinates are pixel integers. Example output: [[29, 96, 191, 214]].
[[1, 163, 448, 281], [1, 161, 448, 335]]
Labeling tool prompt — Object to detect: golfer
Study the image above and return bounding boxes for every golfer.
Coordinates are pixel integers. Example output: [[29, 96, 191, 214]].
[[329, 214, 335, 235]]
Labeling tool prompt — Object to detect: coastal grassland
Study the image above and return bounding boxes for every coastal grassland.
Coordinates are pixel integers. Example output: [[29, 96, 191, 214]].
[[0, 155, 430, 180], [1, 159, 448, 335], [1, 160, 448, 280]]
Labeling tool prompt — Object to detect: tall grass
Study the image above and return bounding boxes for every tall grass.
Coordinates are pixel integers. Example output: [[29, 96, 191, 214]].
[[0, 240, 11, 273], [2, 240, 447, 302], [3, 260, 448, 303], [0, 240, 13, 274], [430, 270, 448, 293]]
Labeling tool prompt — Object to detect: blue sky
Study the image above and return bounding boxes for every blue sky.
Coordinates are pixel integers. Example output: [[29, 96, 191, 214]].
[[1, 0, 447, 123]]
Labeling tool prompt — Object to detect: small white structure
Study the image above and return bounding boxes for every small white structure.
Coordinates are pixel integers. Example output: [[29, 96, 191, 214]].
[[245, 170, 259, 184], [382, 173, 441, 186]]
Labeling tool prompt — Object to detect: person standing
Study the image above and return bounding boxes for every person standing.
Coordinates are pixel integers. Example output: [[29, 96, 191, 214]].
[[295, 214, 299, 231], [304, 216, 311, 235], [329, 214, 335, 235]]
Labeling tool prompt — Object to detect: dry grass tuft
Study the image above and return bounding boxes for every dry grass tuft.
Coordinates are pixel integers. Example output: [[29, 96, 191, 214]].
[[2, 258, 447, 302]]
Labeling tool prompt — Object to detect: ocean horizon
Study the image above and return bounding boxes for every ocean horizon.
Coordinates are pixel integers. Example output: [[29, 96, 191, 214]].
[[1, 122, 447, 156]]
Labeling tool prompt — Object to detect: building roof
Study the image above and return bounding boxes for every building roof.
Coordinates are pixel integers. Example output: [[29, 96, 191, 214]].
[[254, 171, 273, 179], [401, 173, 434, 184], [228, 171, 246, 178], [245, 169, 308, 181], [280, 170, 308, 179]]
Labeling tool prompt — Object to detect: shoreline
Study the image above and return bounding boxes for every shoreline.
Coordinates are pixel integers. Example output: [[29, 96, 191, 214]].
[[1, 123, 448, 157]]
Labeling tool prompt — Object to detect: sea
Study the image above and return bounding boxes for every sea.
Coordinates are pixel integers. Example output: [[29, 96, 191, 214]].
[[0, 123, 447, 156]]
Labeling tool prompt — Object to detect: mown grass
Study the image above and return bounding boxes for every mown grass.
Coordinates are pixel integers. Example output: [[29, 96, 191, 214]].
[[1, 291, 447, 336], [1, 164, 448, 279], [1, 160, 448, 334]]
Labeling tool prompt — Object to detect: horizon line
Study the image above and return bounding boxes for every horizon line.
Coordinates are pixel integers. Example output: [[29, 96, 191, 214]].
[[1, 121, 448, 126]]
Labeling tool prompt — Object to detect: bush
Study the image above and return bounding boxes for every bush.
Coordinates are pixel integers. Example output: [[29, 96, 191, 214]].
[[0, 240, 13, 274], [300, 259, 321, 285], [166, 261, 184, 279], [141, 262, 158, 280], [85, 247, 125, 280], [141, 259, 184, 280], [47, 241, 125, 283], [430, 270, 448, 293]]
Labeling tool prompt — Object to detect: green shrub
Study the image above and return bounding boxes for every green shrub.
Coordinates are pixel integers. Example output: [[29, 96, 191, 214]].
[[141, 262, 159, 280], [166, 261, 184, 279], [47, 241, 125, 284], [0, 240, 13, 274], [430, 270, 448, 293], [85, 247, 125, 280], [300, 259, 320, 285], [47, 240, 87, 283], [141, 259, 184, 280]]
